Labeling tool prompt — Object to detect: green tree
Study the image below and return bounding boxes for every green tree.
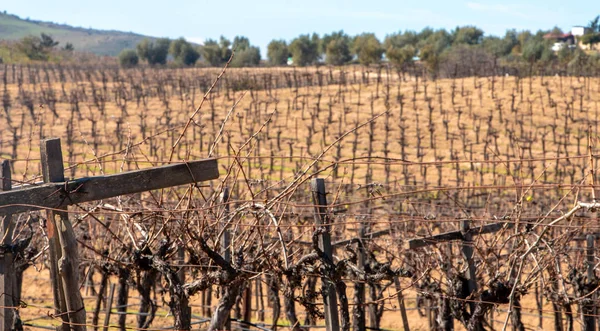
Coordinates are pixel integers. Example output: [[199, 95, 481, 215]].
[[118, 49, 139, 68], [229, 36, 261, 67], [581, 32, 600, 47], [136, 38, 171, 65], [267, 40, 289, 66], [219, 36, 233, 61], [40, 33, 59, 48], [17, 36, 47, 60], [289, 34, 320, 66], [201, 39, 224, 66], [384, 31, 419, 67], [452, 26, 484, 45], [352, 33, 383, 65], [63, 42, 74, 51], [232, 36, 251, 51], [321, 31, 352, 65], [568, 48, 590, 73], [419, 29, 452, 73], [170, 38, 200, 66], [521, 37, 554, 78], [231, 46, 261, 67], [482, 31, 518, 58]]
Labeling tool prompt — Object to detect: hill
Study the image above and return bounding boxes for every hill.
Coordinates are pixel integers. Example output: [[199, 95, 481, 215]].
[[0, 11, 154, 56]]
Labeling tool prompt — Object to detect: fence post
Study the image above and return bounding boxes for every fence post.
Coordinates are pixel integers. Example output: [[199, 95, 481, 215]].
[[393, 277, 410, 331], [102, 283, 116, 331], [584, 234, 596, 331], [311, 178, 340, 331], [220, 188, 232, 330], [353, 224, 366, 331], [460, 220, 481, 331], [0, 160, 15, 331], [41, 138, 86, 330]]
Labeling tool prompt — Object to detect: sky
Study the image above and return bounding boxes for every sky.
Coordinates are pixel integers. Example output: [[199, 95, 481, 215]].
[[2, 1, 596, 56]]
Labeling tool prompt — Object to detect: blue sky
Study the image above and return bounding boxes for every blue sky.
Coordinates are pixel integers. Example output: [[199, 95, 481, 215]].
[[2, 1, 595, 55]]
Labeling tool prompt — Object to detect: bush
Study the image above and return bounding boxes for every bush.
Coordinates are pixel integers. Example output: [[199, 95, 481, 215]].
[[118, 49, 139, 68]]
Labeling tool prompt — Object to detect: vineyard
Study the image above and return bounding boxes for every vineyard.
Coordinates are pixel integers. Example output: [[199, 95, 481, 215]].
[[1, 61, 600, 331]]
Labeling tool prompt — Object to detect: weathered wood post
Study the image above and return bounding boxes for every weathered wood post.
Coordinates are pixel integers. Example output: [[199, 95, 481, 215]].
[[352, 222, 366, 331], [0, 160, 16, 331], [460, 220, 481, 331], [311, 178, 340, 331], [393, 277, 410, 331], [220, 188, 231, 330], [41, 138, 86, 331], [583, 234, 596, 331], [102, 283, 116, 331]]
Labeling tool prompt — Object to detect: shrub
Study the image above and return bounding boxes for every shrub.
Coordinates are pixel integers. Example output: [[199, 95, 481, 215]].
[[118, 49, 139, 68]]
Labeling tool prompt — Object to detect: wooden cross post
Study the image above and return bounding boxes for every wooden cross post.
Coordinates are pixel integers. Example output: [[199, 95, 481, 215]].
[[0, 160, 16, 331], [0, 138, 219, 330]]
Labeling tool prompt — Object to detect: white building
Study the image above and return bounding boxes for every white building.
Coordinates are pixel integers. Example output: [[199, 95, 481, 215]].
[[572, 26, 590, 37]]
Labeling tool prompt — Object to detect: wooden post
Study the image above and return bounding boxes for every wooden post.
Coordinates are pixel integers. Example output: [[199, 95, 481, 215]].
[[0, 160, 15, 331], [460, 220, 481, 331], [243, 282, 253, 324], [41, 138, 86, 331], [220, 188, 231, 330], [311, 178, 340, 331], [102, 283, 116, 331], [354, 225, 366, 331], [583, 234, 596, 331], [393, 277, 410, 331]]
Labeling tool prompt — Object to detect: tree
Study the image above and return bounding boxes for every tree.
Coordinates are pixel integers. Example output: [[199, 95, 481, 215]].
[[229, 36, 261, 67], [219, 36, 233, 62], [137, 38, 171, 66], [118, 49, 139, 68], [384, 31, 419, 67], [581, 33, 600, 47], [289, 34, 320, 66], [589, 15, 600, 32], [170, 38, 200, 66], [482, 30, 518, 58], [40, 33, 59, 48], [521, 37, 554, 78], [452, 26, 484, 45], [63, 42, 74, 51], [231, 47, 261, 67], [321, 31, 352, 65], [17, 36, 48, 60], [232, 36, 251, 51], [352, 33, 383, 65], [419, 29, 452, 73], [267, 40, 289, 66]]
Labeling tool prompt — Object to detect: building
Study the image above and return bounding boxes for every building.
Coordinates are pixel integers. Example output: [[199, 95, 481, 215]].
[[543, 31, 575, 51], [572, 26, 591, 37]]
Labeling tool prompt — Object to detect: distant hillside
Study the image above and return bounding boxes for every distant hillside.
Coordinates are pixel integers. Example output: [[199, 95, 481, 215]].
[[0, 11, 155, 56]]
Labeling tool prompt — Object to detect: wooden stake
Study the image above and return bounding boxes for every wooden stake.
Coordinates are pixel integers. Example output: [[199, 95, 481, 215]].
[[311, 178, 340, 331]]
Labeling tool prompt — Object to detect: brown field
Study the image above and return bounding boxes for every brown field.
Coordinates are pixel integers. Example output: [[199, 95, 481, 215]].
[[1, 64, 600, 330]]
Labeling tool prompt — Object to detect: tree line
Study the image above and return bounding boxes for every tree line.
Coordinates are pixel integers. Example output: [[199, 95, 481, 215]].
[[118, 36, 262, 68]]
